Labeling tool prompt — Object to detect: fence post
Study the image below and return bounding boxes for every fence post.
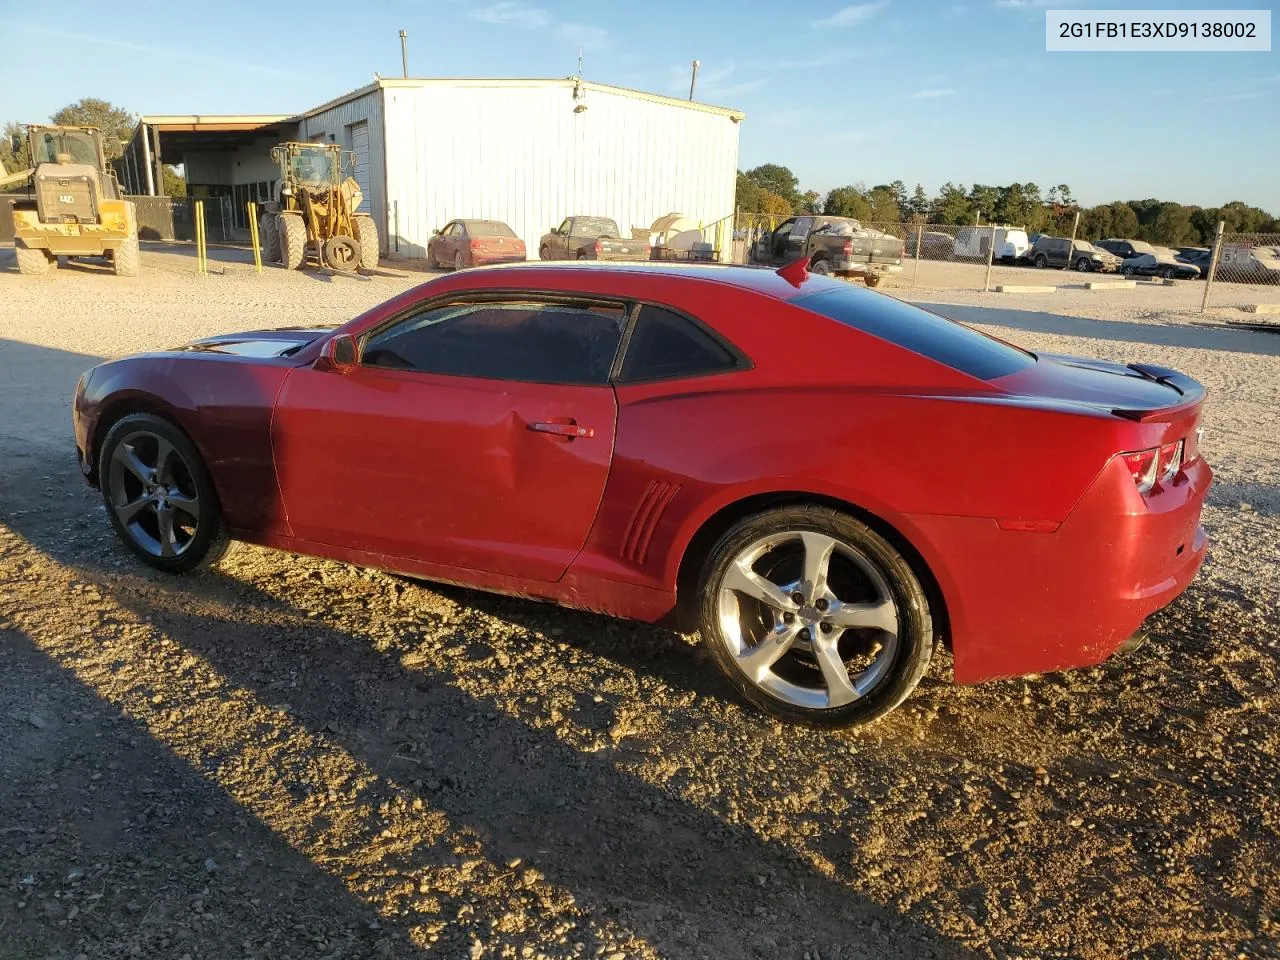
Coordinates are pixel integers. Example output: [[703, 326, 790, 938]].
[[1201, 219, 1225, 312], [248, 201, 262, 273], [1066, 210, 1080, 273], [912, 225, 924, 289], [194, 200, 207, 275], [983, 223, 997, 292]]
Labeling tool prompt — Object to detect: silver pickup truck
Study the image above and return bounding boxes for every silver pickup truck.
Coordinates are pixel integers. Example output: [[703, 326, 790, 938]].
[[539, 216, 651, 261]]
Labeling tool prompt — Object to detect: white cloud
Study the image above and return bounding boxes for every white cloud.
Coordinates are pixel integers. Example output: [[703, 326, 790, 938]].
[[469, 1, 610, 48], [470, 1, 551, 29], [910, 88, 957, 98], [811, 2, 888, 29]]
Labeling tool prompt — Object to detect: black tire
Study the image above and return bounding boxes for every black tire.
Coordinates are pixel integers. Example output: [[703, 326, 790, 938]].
[[1034, 254, 1048, 269], [99, 413, 232, 574], [864, 275, 882, 288], [538, 245, 550, 261], [15, 244, 49, 276], [280, 213, 306, 270], [1160, 266, 1175, 279], [576, 250, 588, 261], [808, 256, 831, 275], [696, 504, 934, 728], [323, 235, 361, 273], [260, 213, 280, 264], [353, 214, 379, 271], [1075, 258, 1091, 272], [1122, 265, 1135, 277]]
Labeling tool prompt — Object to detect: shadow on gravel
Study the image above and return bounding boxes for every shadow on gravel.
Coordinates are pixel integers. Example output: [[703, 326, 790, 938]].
[[921, 302, 1280, 357]]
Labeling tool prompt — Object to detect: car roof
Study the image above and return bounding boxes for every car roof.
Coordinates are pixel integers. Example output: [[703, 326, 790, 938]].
[[442, 261, 819, 301]]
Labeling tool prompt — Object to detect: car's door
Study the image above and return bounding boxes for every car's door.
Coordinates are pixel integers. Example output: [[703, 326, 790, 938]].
[[438, 221, 463, 265], [767, 218, 796, 261], [553, 218, 573, 259], [272, 296, 626, 582]]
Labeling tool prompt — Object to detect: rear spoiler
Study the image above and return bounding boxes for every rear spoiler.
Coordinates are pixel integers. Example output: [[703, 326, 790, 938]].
[[1111, 363, 1206, 422]]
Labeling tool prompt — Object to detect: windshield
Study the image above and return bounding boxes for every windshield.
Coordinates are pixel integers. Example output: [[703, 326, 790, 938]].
[[32, 130, 99, 166], [1074, 241, 1097, 252], [467, 220, 517, 238], [290, 146, 338, 184], [795, 284, 1036, 381], [1130, 241, 1157, 255], [573, 217, 620, 237]]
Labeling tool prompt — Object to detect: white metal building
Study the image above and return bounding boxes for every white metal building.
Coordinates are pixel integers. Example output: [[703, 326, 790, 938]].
[[131, 78, 744, 259]]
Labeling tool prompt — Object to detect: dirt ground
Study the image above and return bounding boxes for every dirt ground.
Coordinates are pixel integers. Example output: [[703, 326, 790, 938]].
[[1, 244, 1277, 960]]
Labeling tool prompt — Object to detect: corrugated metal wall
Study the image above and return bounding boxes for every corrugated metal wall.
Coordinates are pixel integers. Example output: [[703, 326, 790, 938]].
[[299, 91, 387, 252], [381, 82, 740, 260]]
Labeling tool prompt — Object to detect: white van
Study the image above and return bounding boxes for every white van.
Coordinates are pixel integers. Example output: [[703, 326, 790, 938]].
[[953, 226, 1030, 263]]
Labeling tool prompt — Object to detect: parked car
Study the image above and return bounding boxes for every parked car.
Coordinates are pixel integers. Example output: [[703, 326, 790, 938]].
[[427, 219, 526, 270], [73, 262, 1211, 727], [1096, 238, 1156, 261], [539, 216, 650, 261], [906, 229, 954, 261], [1120, 253, 1202, 280], [1175, 247, 1213, 277], [953, 226, 1030, 263], [751, 215, 904, 287], [1027, 236, 1121, 272], [1218, 243, 1280, 284]]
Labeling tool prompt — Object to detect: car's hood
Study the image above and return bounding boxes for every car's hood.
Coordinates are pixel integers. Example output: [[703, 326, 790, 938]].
[[995, 352, 1202, 417], [170, 325, 339, 358]]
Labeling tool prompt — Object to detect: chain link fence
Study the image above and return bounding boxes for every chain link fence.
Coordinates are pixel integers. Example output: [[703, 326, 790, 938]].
[[1203, 231, 1280, 311]]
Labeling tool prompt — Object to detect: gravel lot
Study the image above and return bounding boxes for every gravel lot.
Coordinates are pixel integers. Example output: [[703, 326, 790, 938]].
[[1, 244, 1277, 959]]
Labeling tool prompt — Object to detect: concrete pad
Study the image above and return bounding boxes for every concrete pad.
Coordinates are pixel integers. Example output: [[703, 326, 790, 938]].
[[1242, 303, 1280, 315], [994, 284, 1057, 294], [1134, 278, 1177, 286], [1085, 280, 1138, 290]]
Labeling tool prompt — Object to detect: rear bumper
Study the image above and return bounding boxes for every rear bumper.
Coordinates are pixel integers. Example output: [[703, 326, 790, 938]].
[[832, 260, 903, 276], [473, 253, 527, 266], [908, 455, 1211, 684]]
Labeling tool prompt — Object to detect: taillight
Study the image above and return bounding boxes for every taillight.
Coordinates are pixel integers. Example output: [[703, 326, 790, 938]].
[[1158, 441, 1183, 484], [842, 239, 854, 255], [469, 240, 481, 250], [1122, 449, 1159, 495], [1122, 440, 1184, 496], [594, 239, 604, 254]]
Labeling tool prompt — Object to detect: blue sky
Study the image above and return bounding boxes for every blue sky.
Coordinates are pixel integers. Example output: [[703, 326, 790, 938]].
[[1, 0, 1276, 211]]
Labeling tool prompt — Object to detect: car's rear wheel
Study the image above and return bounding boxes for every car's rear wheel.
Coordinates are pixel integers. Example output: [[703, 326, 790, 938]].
[[697, 505, 934, 727], [1034, 254, 1048, 269], [808, 256, 831, 275], [100, 414, 232, 574], [864, 275, 882, 288]]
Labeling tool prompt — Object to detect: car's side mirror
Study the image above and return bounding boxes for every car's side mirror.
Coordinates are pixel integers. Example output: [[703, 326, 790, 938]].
[[317, 334, 357, 372], [432, 228, 440, 235]]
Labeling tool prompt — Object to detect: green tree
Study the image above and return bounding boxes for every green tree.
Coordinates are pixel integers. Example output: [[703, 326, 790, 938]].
[[735, 170, 763, 213], [1, 121, 30, 191], [967, 184, 1001, 223], [932, 182, 971, 224], [51, 97, 134, 143], [908, 184, 929, 220], [162, 165, 186, 197], [886, 180, 908, 215], [759, 190, 793, 216], [867, 184, 900, 223], [797, 189, 821, 215], [744, 163, 800, 207], [823, 185, 872, 220]]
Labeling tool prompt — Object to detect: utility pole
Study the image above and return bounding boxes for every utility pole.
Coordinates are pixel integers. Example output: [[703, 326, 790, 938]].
[[399, 30, 408, 78], [689, 60, 700, 101]]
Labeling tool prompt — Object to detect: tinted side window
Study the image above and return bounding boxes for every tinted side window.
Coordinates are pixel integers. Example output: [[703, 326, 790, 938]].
[[795, 286, 1035, 381], [362, 300, 626, 385], [619, 306, 740, 382]]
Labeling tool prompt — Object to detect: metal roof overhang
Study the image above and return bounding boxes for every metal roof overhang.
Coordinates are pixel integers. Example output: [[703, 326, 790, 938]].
[[133, 116, 296, 163]]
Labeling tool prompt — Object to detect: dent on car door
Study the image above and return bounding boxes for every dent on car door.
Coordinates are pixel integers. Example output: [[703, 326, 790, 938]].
[[272, 297, 625, 582]]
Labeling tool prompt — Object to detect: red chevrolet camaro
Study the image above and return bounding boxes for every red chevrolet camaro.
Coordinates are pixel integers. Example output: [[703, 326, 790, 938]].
[[72, 262, 1211, 726]]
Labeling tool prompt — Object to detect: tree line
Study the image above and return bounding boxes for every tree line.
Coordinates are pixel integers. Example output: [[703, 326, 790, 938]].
[[3, 97, 185, 196], [737, 164, 1279, 247]]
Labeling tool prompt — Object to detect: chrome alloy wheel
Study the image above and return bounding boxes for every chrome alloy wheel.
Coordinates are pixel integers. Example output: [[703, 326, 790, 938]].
[[715, 531, 900, 710], [105, 430, 202, 559]]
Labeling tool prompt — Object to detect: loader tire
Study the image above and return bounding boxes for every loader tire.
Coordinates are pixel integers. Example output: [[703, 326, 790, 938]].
[[280, 213, 306, 270], [113, 203, 140, 277], [353, 214, 379, 271], [260, 213, 280, 264], [15, 244, 50, 276]]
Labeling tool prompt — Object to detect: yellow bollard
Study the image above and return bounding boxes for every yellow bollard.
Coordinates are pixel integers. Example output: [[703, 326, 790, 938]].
[[248, 201, 262, 274], [194, 200, 207, 275]]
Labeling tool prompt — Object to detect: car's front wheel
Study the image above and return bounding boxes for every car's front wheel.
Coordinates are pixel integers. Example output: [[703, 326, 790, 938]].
[[100, 413, 232, 573], [1075, 257, 1092, 272], [697, 505, 934, 727]]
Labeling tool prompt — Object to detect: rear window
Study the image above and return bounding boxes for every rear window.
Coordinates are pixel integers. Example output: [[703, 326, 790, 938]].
[[794, 286, 1035, 381], [573, 218, 620, 237], [467, 220, 517, 238]]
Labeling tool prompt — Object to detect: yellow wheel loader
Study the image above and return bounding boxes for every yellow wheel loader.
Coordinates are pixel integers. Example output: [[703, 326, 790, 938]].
[[260, 142, 378, 273], [2, 125, 139, 277]]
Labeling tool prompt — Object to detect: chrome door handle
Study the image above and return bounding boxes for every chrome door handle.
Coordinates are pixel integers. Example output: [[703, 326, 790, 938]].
[[529, 421, 594, 439]]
